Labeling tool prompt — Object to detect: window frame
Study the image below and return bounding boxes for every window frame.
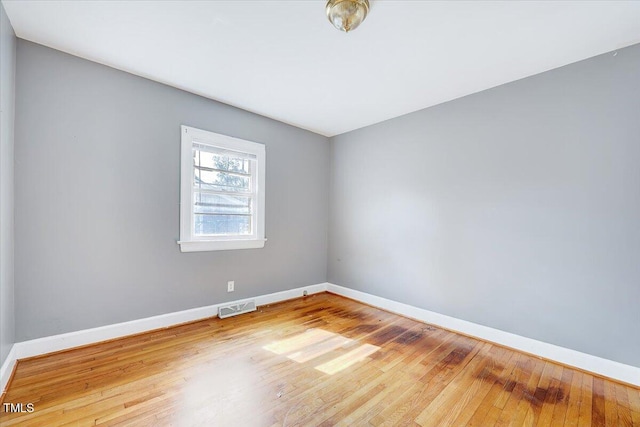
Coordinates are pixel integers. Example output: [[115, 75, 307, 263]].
[[178, 125, 266, 252]]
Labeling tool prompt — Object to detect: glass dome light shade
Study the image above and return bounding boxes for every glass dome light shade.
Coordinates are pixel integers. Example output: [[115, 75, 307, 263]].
[[326, 0, 370, 33]]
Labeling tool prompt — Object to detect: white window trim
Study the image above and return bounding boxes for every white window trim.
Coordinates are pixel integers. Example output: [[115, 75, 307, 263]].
[[178, 125, 266, 252]]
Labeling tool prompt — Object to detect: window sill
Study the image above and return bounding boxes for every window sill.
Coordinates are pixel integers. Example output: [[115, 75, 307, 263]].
[[177, 238, 266, 253]]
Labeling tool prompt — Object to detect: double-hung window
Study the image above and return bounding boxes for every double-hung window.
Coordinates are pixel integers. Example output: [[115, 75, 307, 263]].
[[178, 125, 266, 252]]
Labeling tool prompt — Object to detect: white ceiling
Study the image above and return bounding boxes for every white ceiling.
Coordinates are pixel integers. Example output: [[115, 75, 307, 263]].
[[4, 1, 640, 137]]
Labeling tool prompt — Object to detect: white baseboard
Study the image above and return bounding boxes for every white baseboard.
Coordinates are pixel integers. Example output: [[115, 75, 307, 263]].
[[0, 282, 327, 394], [0, 344, 17, 397], [3, 281, 638, 394], [14, 282, 328, 361], [326, 283, 640, 387], [254, 283, 327, 308]]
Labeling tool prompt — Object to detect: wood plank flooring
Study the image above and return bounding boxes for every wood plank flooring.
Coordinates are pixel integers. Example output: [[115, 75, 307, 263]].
[[1, 292, 638, 426]]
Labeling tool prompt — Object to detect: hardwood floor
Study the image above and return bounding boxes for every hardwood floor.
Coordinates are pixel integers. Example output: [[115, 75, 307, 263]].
[[1, 292, 638, 426]]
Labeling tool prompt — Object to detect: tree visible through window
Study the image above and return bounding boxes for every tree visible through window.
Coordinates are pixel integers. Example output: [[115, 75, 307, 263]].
[[193, 147, 253, 236]]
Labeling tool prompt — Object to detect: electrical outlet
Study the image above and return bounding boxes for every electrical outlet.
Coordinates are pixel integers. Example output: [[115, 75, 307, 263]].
[[227, 281, 234, 292]]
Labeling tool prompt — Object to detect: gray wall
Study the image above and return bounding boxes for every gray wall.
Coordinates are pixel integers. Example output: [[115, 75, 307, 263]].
[[10, 32, 640, 369], [329, 44, 640, 367], [15, 40, 328, 341], [0, 1, 16, 366]]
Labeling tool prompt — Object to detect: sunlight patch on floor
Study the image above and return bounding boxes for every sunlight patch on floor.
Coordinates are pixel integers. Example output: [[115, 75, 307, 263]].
[[314, 343, 379, 375], [263, 328, 379, 375], [289, 335, 353, 363], [263, 329, 337, 355]]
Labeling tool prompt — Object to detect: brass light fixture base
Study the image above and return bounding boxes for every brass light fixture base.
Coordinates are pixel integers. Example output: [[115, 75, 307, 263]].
[[326, 0, 370, 33]]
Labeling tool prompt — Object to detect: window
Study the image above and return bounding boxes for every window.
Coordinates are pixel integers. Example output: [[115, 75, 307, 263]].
[[178, 125, 266, 252]]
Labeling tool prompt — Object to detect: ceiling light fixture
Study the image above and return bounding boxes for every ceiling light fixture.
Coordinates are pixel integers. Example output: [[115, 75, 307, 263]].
[[326, 0, 370, 33]]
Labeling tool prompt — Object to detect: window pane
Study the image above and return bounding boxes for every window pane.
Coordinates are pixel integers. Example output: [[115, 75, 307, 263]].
[[194, 214, 251, 236], [193, 193, 251, 215], [194, 169, 250, 193], [194, 149, 251, 174]]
